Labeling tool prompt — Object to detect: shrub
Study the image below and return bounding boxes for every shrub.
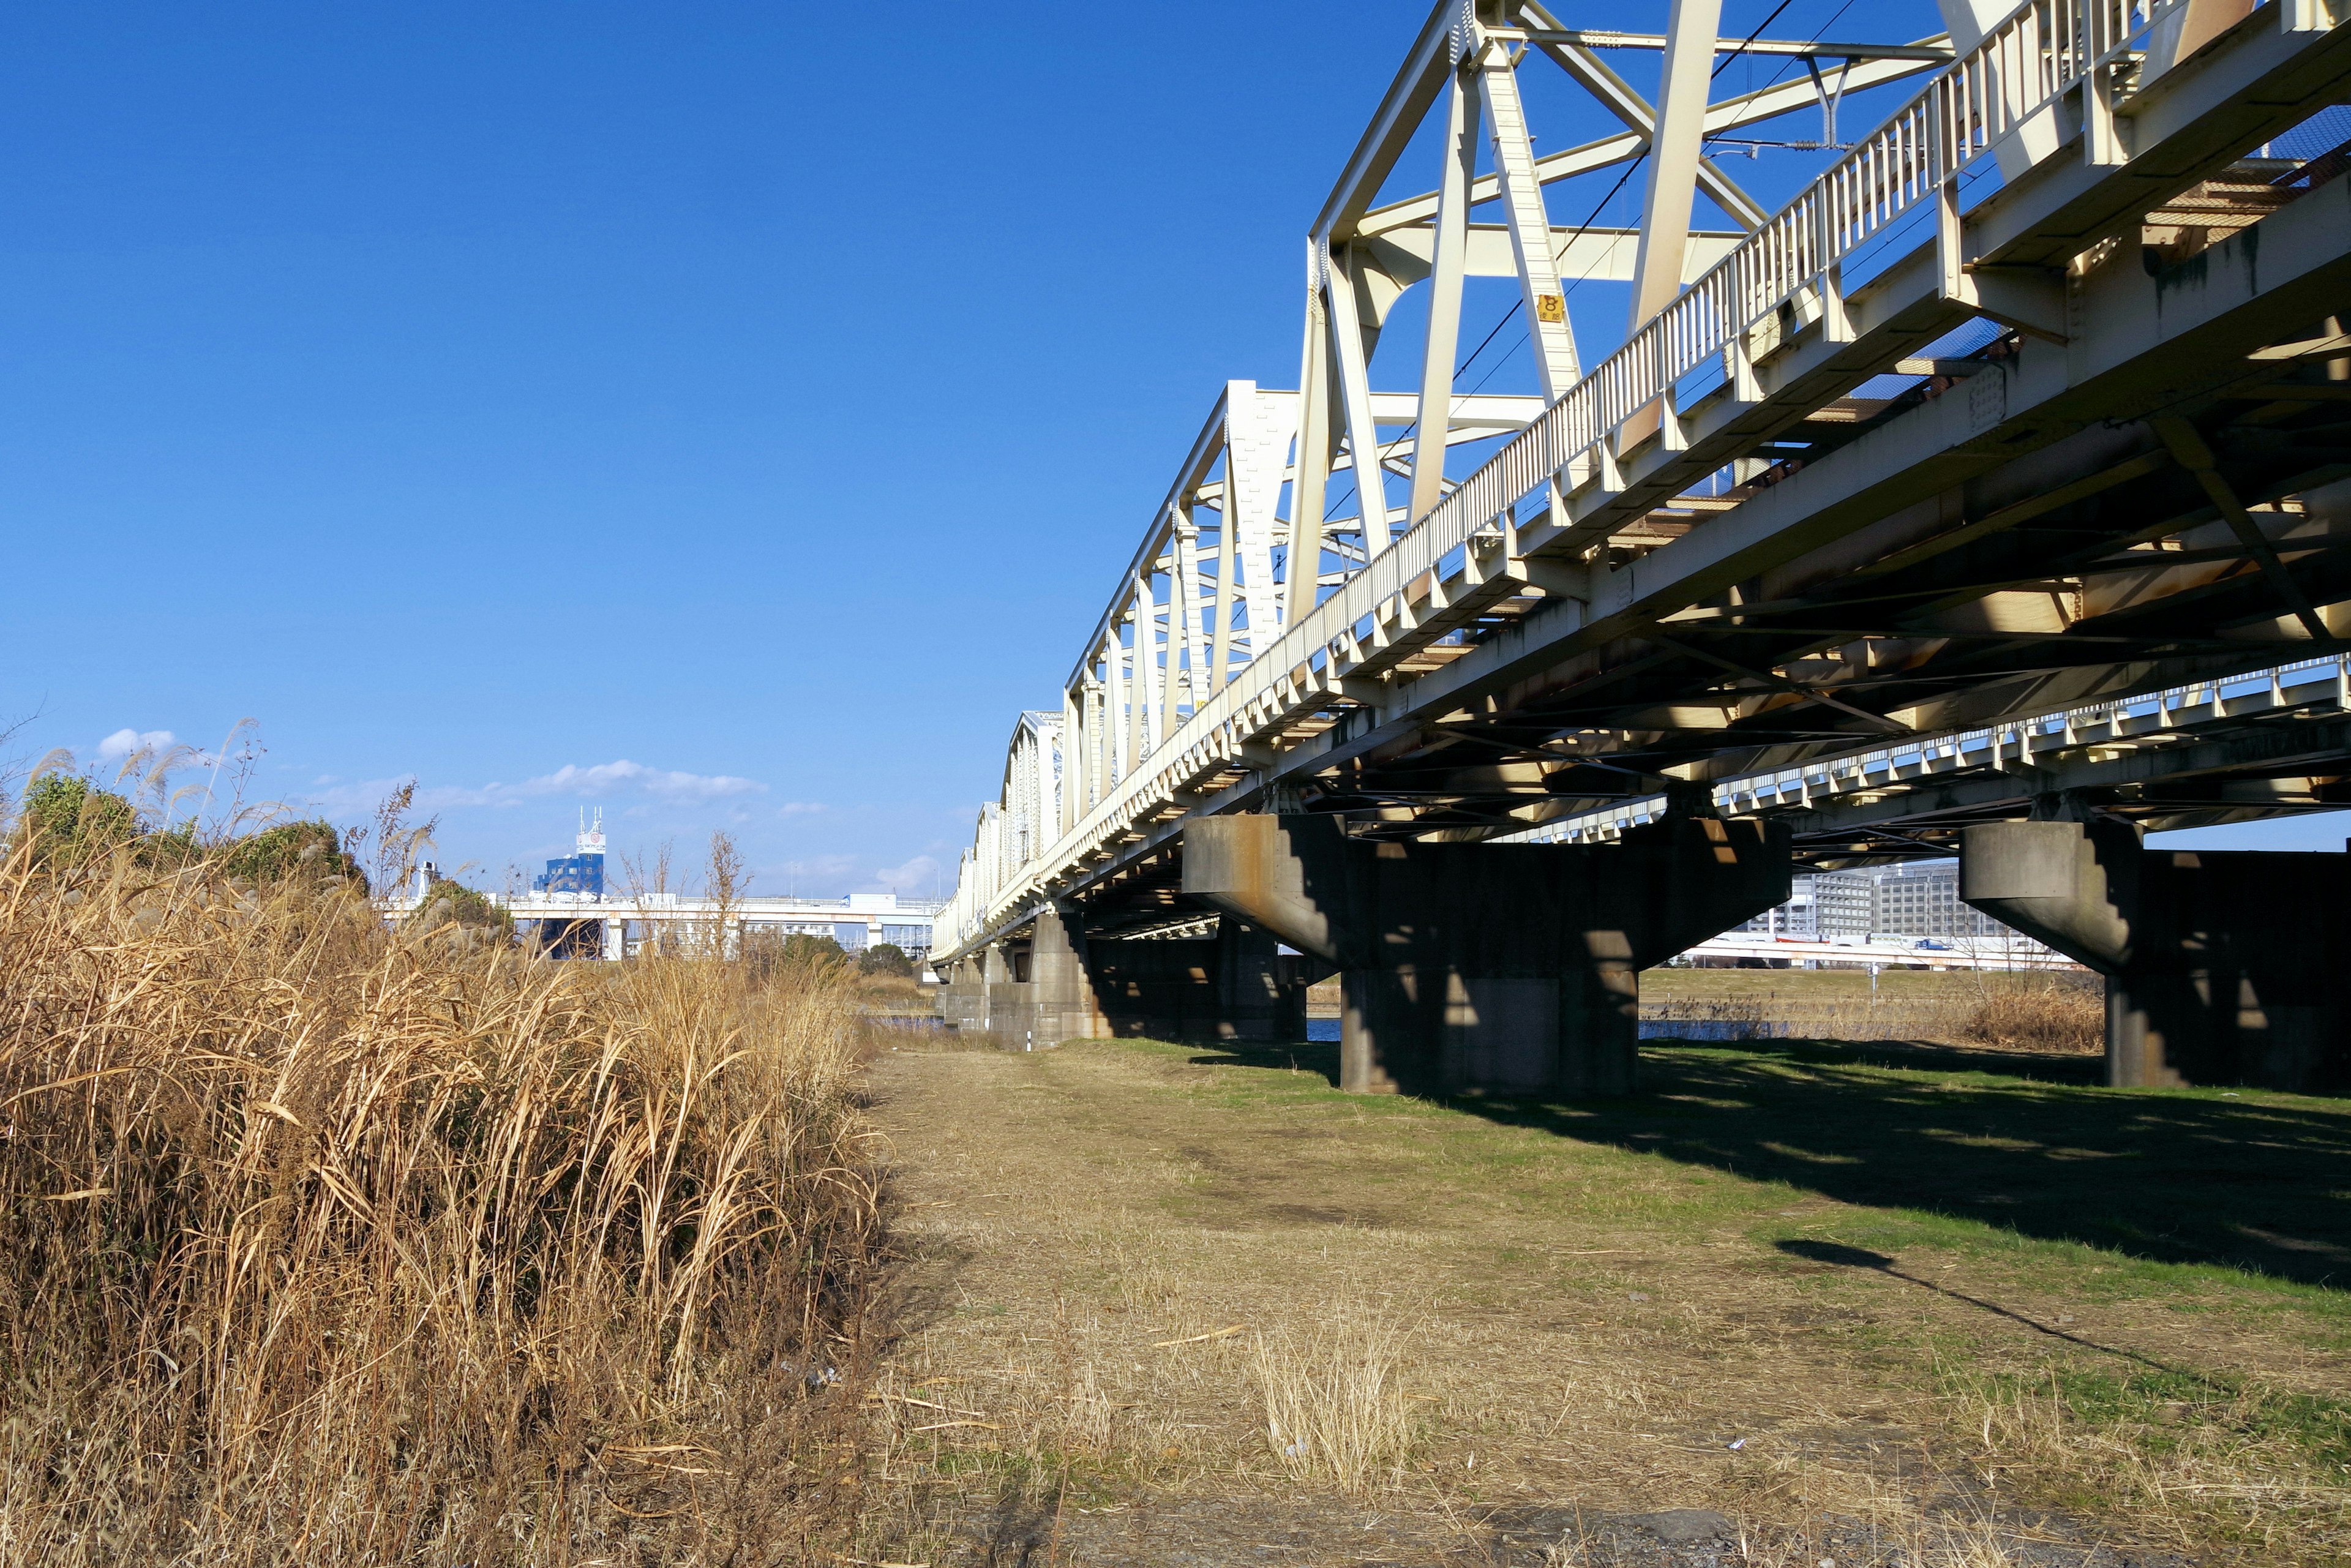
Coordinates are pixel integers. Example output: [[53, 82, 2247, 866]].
[[407, 872, 511, 939], [10, 781, 361, 891], [860, 942, 914, 978], [743, 929, 852, 979], [216, 817, 366, 890], [12, 775, 138, 867]]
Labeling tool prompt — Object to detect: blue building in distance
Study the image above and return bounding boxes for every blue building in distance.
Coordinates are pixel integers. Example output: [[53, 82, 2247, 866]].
[[532, 811, 607, 899]]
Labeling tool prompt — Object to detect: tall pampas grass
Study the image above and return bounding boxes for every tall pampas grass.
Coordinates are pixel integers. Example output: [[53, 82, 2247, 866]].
[[0, 823, 883, 1564]]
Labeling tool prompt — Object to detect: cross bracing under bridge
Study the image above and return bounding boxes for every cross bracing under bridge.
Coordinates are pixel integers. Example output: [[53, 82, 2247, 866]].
[[940, 0, 2351, 1098], [1520, 651, 2351, 860]]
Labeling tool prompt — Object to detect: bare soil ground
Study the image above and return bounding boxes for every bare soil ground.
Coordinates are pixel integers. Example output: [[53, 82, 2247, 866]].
[[852, 1036, 2351, 1567]]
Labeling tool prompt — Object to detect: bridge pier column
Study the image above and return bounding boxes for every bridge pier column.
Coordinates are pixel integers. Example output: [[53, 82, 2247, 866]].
[[937, 913, 1106, 1048], [1211, 918, 1311, 1042], [975, 940, 1037, 1048], [1183, 814, 1788, 1097], [1962, 820, 2351, 1094], [1084, 917, 1311, 1042], [937, 947, 1000, 1036], [1031, 907, 1108, 1043]]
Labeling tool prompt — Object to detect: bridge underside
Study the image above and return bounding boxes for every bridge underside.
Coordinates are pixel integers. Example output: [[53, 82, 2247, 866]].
[[943, 2, 2351, 1098]]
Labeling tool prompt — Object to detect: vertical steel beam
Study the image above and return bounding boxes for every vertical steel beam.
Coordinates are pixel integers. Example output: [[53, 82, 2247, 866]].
[[1173, 509, 1209, 711], [1161, 510, 1189, 726], [1084, 675, 1106, 810], [1323, 244, 1395, 545], [1105, 629, 1129, 786], [1033, 717, 1058, 853], [1286, 249, 1337, 623], [1476, 37, 1580, 399], [1409, 56, 1480, 525], [1625, 0, 1723, 332], [1226, 383, 1288, 659], [1120, 606, 1143, 775], [1060, 687, 1081, 832], [1138, 570, 1164, 754], [1208, 473, 1237, 691]]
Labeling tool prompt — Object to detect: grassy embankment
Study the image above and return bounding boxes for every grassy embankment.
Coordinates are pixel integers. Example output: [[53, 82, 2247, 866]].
[[0, 798, 885, 1565], [861, 1033, 2350, 1565]]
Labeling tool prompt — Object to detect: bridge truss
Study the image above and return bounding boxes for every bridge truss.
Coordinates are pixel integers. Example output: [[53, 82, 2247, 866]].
[[943, 0, 2351, 962]]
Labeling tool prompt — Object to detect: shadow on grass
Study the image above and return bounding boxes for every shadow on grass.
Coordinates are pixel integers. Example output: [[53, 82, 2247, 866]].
[[1186, 1038, 2351, 1289]]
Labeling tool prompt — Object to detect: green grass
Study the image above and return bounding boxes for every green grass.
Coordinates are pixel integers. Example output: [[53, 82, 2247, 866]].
[[2042, 1367, 2351, 1469], [929, 1033, 2351, 1556], [1161, 1036, 2351, 1298], [1142, 1033, 2351, 1504]]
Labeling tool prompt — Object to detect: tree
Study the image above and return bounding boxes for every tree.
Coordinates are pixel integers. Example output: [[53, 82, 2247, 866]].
[[13, 775, 138, 868], [740, 928, 849, 981], [779, 932, 849, 967], [407, 876, 512, 940], [859, 943, 914, 978], [217, 819, 367, 891]]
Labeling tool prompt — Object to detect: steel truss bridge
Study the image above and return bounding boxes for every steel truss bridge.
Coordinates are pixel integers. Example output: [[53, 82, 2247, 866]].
[[939, 0, 2351, 1097]]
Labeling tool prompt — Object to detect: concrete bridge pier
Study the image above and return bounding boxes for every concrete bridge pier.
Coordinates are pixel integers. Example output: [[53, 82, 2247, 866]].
[[1961, 820, 2351, 1094], [934, 946, 999, 1037], [1029, 907, 1111, 1043], [934, 916, 1095, 1048], [1183, 813, 1790, 1097], [936, 908, 1309, 1046], [1086, 917, 1312, 1042]]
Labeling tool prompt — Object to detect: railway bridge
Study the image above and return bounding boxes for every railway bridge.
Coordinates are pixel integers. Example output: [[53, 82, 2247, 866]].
[[937, 0, 2351, 1097]]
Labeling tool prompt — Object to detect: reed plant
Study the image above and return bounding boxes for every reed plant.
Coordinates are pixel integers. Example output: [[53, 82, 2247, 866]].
[[1644, 970, 2103, 1054], [1958, 973, 2105, 1053], [0, 822, 883, 1564], [1250, 1310, 1415, 1495]]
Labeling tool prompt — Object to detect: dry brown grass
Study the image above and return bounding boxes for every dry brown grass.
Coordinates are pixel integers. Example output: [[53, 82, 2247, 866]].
[[861, 1037, 2351, 1565], [1250, 1308, 1416, 1493], [0, 834, 883, 1565], [1957, 976, 2104, 1054], [1942, 1369, 2351, 1558], [1644, 969, 2103, 1055], [855, 973, 936, 1016]]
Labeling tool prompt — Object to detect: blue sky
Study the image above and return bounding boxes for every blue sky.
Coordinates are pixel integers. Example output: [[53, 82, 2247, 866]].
[[2, 2, 2329, 895]]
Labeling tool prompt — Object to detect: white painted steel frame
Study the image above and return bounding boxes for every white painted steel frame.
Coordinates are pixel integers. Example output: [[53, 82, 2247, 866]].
[[942, 0, 2338, 958]]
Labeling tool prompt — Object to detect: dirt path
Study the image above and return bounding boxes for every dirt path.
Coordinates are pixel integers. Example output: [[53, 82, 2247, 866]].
[[853, 1037, 2350, 1567]]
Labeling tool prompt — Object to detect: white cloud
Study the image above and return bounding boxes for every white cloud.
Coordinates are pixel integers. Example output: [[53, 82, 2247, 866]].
[[504, 760, 765, 804], [777, 801, 827, 817], [862, 853, 942, 895], [96, 727, 174, 761], [306, 759, 766, 818]]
